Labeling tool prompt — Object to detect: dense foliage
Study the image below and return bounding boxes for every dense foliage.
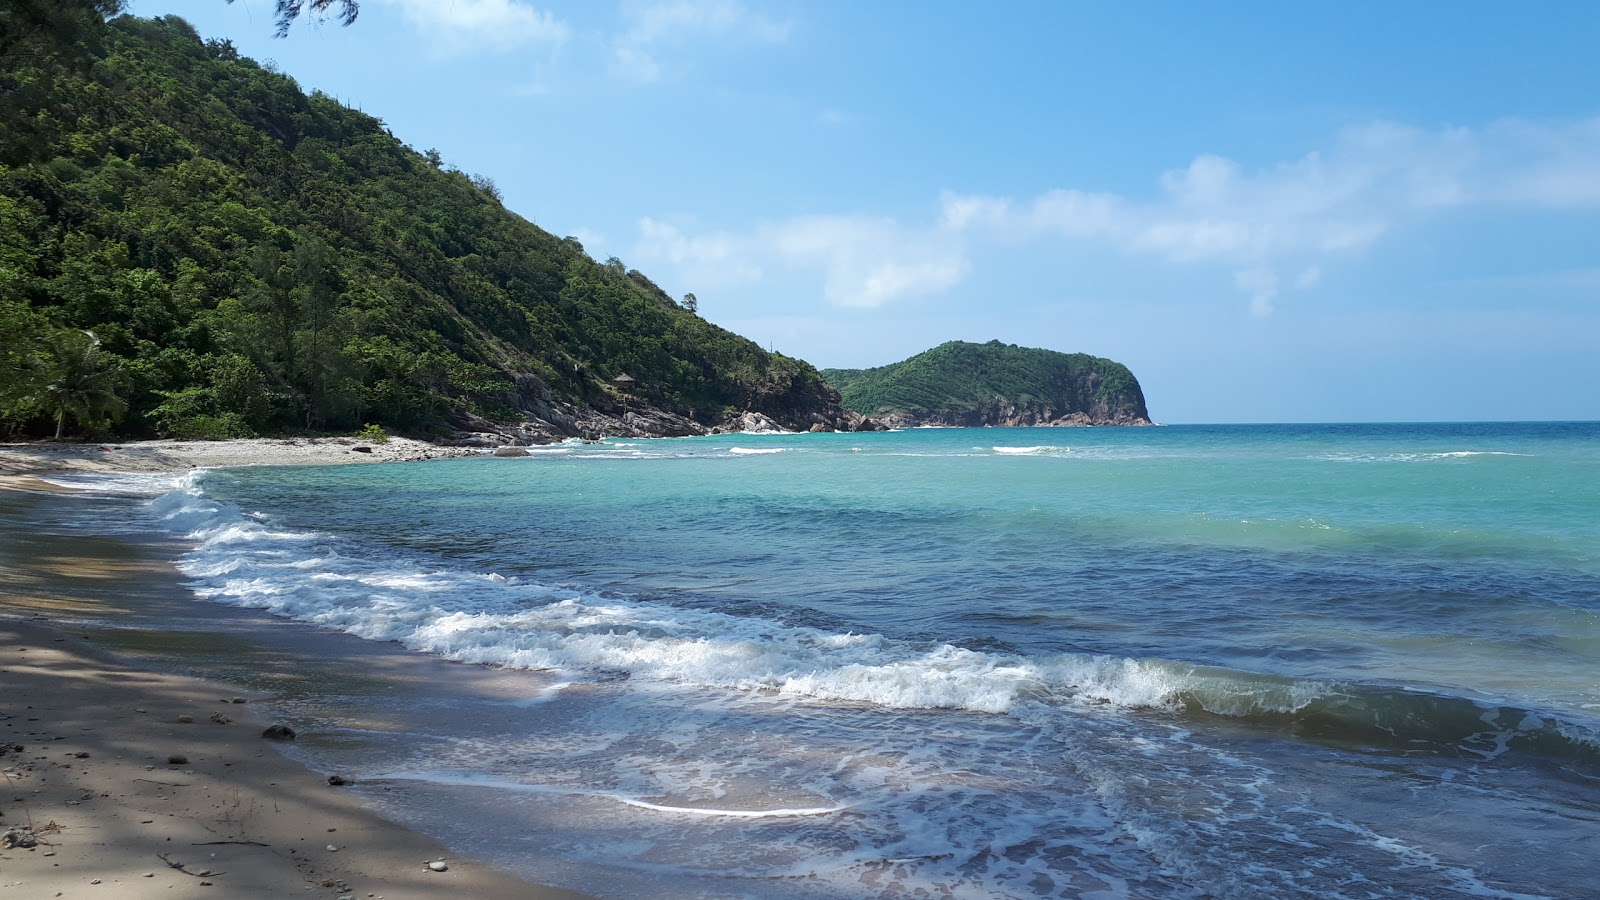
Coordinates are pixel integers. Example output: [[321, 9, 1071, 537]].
[[1, 9, 830, 439], [823, 340, 1149, 422]]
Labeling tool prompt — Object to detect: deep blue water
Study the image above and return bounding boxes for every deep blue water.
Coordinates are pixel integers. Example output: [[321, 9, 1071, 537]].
[[99, 423, 1600, 897]]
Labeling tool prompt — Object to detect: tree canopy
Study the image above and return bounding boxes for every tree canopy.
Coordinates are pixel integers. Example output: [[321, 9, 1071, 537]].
[[822, 340, 1150, 424], [0, 12, 835, 439]]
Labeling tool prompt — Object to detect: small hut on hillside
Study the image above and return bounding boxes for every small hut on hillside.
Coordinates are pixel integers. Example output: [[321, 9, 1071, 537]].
[[612, 374, 637, 393]]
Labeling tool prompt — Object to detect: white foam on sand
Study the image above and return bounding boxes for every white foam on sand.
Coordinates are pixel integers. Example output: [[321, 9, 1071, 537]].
[[41, 470, 195, 497], [372, 771, 850, 818]]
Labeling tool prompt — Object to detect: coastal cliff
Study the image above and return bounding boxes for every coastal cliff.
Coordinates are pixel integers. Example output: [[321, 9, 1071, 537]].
[[822, 340, 1152, 428]]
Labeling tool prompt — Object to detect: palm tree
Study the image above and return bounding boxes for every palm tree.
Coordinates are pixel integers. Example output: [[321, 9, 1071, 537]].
[[44, 330, 124, 439]]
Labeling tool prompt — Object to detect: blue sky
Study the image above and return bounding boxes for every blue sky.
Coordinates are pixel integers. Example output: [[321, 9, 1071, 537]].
[[129, 1, 1600, 423]]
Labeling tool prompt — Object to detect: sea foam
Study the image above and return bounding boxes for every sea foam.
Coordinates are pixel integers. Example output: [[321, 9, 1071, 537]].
[[138, 474, 1279, 718], [121, 472, 1600, 767]]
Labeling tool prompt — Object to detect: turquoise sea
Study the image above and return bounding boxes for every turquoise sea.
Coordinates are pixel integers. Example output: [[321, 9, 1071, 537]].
[[63, 423, 1600, 898]]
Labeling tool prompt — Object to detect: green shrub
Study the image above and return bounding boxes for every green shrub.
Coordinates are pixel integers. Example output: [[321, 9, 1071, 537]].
[[356, 422, 390, 443]]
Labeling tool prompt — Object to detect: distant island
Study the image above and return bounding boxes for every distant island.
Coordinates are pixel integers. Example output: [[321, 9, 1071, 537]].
[[822, 340, 1152, 427]]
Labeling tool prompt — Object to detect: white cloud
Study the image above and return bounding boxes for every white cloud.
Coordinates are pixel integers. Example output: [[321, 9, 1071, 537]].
[[1234, 268, 1279, 317], [1028, 189, 1124, 237], [636, 217, 763, 285], [566, 227, 608, 255], [613, 0, 790, 82], [634, 117, 1600, 320], [1482, 118, 1600, 207], [938, 191, 1011, 230], [768, 216, 968, 307], [942, 117, 1600, 314], [378, 0, 569, 52], [635, 215, 967, 308]]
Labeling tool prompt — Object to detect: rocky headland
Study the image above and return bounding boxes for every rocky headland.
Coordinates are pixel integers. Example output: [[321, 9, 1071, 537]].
[[823, 340, 1153, 429]]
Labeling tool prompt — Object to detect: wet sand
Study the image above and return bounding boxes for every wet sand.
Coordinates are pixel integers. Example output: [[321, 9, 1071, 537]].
[[0, 463, 590, 899]]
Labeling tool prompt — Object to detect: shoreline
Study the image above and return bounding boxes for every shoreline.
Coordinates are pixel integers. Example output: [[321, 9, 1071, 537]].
[[0, 436, 483, 479], [0, 472, 592, 898]]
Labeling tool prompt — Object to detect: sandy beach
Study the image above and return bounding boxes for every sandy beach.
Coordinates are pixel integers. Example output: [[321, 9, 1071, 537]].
[[0, 440, 588, 899], [0, 437, 482, 479]]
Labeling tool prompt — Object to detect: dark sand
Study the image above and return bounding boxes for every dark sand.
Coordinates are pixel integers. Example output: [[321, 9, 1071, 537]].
[[0, 471, 591, 899]]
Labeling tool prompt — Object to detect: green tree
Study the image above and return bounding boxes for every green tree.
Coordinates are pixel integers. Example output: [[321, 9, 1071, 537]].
[[0, 0, 124, 58], [41, 330, 126, 439], [0, 303, 52, 428], [0, 12, 850, 439]]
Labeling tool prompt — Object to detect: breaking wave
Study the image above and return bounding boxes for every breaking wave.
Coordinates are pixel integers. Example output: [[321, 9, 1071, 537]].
[[131, 472, 1600, 769]]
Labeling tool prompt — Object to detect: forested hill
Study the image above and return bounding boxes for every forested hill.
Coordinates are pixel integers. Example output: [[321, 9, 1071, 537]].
[[0, 10, 862, 442], [822, 341, 1152, 427]]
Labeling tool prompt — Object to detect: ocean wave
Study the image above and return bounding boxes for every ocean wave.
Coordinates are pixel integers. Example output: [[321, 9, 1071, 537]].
[[42, 470, 196, 497], [1044, 654, 1600, 764], [1316, 450, 1530, 463], [140, 476, 1600, 767], [992, 445, 1071, 456], [728, 447, 787, 455]]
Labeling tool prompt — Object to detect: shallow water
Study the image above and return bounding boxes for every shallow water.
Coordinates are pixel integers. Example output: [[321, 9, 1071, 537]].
[[54, 423, 1600, 898]]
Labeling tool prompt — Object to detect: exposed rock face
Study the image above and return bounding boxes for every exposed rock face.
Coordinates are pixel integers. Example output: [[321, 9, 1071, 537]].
[[443, 371, 879, 444], [733, 411, 784, 433], [876, 401, 1153, 429]]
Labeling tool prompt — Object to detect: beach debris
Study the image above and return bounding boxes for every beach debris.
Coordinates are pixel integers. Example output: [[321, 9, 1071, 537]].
[[209, 713, 232, 725], [352, 445, 374, 453], [73, 751, 89, 758], [2, 828, 39, 849], [230, 698, 247, 704], [427, 860, 449, 872], [326, 843, 339, 852], [175, 715, 194, 724], [167, 755, 188, 765], [157, 852, 225, 878], [327, 775, 352, 786], [261, 724, 296, 741]]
